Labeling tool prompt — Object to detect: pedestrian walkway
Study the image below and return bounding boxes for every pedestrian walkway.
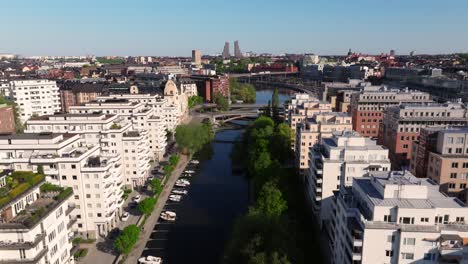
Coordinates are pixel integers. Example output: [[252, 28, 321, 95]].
[[124, 154, 189, 264]]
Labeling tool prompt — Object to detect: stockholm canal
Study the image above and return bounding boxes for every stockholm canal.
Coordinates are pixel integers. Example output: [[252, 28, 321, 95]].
[[140, 89, 291, 264]]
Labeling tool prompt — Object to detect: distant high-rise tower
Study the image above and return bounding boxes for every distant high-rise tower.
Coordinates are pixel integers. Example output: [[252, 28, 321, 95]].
[[234, 40, 242, 59], [390, 49, 395, 57], [192, 50, 201, 65], [222, 42, 230, 59]]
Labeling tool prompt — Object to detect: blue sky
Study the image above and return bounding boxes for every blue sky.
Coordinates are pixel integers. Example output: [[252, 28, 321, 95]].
[[1, 0, 467, 56]]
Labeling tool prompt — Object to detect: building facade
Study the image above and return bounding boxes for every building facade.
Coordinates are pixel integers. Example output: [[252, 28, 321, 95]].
[[10, 80, 61, 122], [307, 131, 390, 230], [0, 170, 75, 264], [0, 133, 124, 238], [380, 102, 468, 169], [295, 112, 352, 172], [332, 171, 468, 264], [350, 86, 432, 138], [0, 104, 16, 133]]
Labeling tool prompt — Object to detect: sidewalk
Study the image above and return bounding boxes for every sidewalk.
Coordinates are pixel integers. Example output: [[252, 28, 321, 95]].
[[124, 154, 189, 264], [81, 191, 148, 264]]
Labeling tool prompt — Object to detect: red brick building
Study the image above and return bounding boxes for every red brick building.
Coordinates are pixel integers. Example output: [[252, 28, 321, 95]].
[[251, 63, 298, 73], [59, 83, 106, 112], [380, 102, 468, 169], [350, 86, 432, 138], [190, 75, 230, 102], [0, 105, 16, 133]]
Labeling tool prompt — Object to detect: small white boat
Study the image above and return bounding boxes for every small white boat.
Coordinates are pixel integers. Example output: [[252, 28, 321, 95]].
[[138, 256, 162, 264], [184, 170, 195, 174], [176, 179, 190, 185], [172, 189, 188, 195], [160, 211, 176, 221], [169, 194, 182, 202], [190, 160, 200, 164], [175, 182, 189, 187]]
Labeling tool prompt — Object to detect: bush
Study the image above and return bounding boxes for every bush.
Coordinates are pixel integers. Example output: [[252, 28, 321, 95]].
[[114, 225, 141, 255], [169, 154, 180, 166], [74, 248, 88, 259], [40, 182, 63, 193]]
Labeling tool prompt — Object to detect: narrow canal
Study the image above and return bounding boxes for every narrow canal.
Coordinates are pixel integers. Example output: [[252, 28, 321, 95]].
[[141, 89, 291, 264]]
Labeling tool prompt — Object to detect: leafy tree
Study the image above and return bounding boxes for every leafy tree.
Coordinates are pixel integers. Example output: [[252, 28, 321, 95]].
[[37, 165, 44, 175], [166, 129, 173, 141], [254, 181, 287, 218], [137, 197, 157, 216], [113, 225, 141, 254], [265, 100, 271, 117], [169, 154, 180, 166], [214, 93, 229, 111], [149, 178, 163, 195], [271, 88, 280, 122], [230, 78, 256, 103], [175, 122, 214, 154], [188, 95, 203, 109]]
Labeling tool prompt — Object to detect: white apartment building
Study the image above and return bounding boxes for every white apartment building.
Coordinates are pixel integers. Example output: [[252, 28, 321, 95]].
[[307, 131, 390, 230], [332, 171, 468, 264], [96, 93, 178, 132], [0, 133, 124, 238], [10, 80, 61, 122], [69, 99, 167, 160], [0, 170, 75, 264], [295, 112, 352, 172], [25, 113, 151, 188], [181, 82, 198, 97]]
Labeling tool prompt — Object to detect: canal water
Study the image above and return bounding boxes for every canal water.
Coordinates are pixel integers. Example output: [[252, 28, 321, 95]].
[[141, 89, 291, 264]]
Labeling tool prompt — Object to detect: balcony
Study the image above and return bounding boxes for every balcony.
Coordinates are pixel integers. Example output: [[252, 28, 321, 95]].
[[352, 252, 362, 261], [0, 247, 48, 263], [0, 232, 45, 249], [43, 168, 59, 175], [65, 205, 75, 215], [67, 217, 77, 229]]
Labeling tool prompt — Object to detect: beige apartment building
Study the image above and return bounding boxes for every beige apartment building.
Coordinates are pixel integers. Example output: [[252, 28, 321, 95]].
[[295, 112, 352, 172], [287, 98, 332, 149], [410, 127, 468, 201]]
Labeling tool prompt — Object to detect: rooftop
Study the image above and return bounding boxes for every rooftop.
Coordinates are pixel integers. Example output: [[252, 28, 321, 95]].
[[355, 171, 466, 209]]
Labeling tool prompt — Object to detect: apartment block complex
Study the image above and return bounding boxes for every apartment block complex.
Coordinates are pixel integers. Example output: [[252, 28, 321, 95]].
[[307, 131, 390, 229], [380, 102, 468, 169], [9, 80, 61, 122], [350, 86, 432, 138], [0, 170, 75, 264], [25, 113, 151, 187], [332, 171, 468, 264], [411, 127, 468, 201], [0, 133, 124, 238], [295, 112, 352, 171], [287, 98, 332, 149], [69, 99, 167, 159]]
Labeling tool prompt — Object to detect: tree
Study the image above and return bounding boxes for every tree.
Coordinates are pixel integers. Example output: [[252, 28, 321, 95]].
[[265, 100, 271, 117], [271, 88, 280, 122], [214, 93, 229, 111], [166, 129, 173, 141], [169, 154, 180, 166], [254, 181, 287, 218], [37, 165, 44, 175], [188, 96, 203, 109], [175, 122, 214, 154], [113, 225, 141, 254], [137, 197, 157, 216], [149, 178, 163, 195], [230, 78, 256, 103]]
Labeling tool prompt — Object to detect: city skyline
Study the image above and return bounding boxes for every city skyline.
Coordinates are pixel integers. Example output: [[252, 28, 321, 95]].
[[1, 0, 468, 56]]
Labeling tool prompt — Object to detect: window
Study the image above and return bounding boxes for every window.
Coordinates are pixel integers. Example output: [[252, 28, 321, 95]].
[[403, 144, 408, 149], [71, 164, 76, 169], [456, 148, 463, 154], [385, 250, 393, 257], [384, 215, 392, 222], [400, 217, 414, 224], [97, 213, 102, 217], [420, 217, 429, 222], [463, 162, 468, 168], [403, 238, 416, 245], [456, 217, 465, 223], [401, 253, 414, 260], [461, 183, 467, 189], [72, 175, 77, 180], [450, 173, 457, 179], [452, 162, 459, 168], [449, 183, 456, 189]]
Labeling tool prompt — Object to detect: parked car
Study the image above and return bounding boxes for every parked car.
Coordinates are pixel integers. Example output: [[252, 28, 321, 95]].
[[133, 195, 141, 203], [121, 212, 130, 222]]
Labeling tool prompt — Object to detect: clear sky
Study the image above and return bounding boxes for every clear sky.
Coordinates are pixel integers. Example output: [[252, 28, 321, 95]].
[[1, 0, 467, 56]]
